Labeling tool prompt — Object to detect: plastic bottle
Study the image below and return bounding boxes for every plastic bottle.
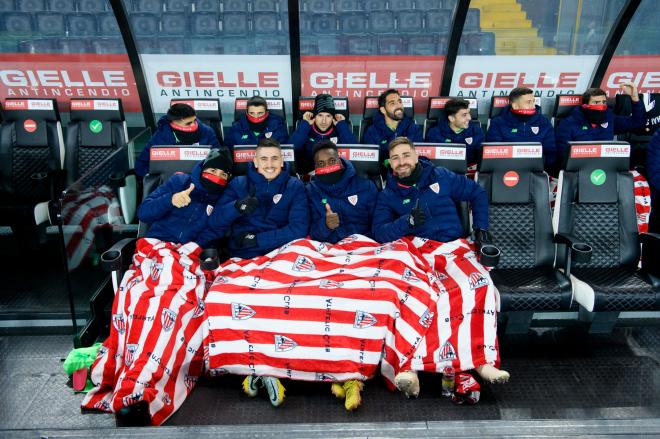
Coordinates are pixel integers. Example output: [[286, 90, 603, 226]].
[[441, 366, 455, 397]]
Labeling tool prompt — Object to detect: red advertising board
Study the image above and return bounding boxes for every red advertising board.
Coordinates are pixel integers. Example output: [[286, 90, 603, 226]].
[[0, 54, 140, 112], [301, 55, 445, 113], [601, 55, 660, 95]]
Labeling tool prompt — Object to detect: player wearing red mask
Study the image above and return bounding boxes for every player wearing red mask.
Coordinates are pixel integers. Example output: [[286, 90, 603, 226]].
[[224, 96, 289, 151]]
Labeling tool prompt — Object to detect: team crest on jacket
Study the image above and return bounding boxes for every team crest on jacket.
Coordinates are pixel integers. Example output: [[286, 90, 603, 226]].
[[265, 131, 272, 138], [419, 309, 435, 328], [150, 262, 163, 281], [316, 372, 338, 382], [93, 400, 111, 411], [402, 267, 421, 282], [231, 302, 256, 320], [213, 275, 229, 285], [468, 272, 489, 290], [192, 300, 205, 318], [320, 279, 343, 289], [292, 255, 315, 272], [184, 374, 198, 390], [112, 313, 126, 334], [430, 182, 440, 194], [439, 341, 457, 360], [161, 308, 177, 331], [122, 392, 143, 407], [273, 193, 282, 204], [354, 310, 377, 328], [348, 194, 358, 206], [601, 122, 609, 128], [531, 126, 539, 135], [274, 334, 297, 351], [465, 137, 473, 145], [125, 343, 139, 366], [206, 204, 213, 216], [330, 137, 338, 144]]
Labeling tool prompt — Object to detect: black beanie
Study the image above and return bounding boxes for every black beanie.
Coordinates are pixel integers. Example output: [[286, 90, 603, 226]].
[[202, 148, 233, 173], [167, 103, 196, 122], [314, 94, 336, 116]]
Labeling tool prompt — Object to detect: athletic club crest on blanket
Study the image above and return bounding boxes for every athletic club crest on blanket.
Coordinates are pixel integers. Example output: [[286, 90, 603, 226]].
[[468, 272, 489, 290], [316, 372, 338, 382], [402, 267, 421, 282], [292, 255, 315, 272], [419, 309, 435, 328], [231, 302, 256, 320], [93, 400, 111, 411], [439, 341, 457, 360], [192, 300, 205, 318], [274, 335, 297, 352], [184, 375, 198, 390], [150, 262, 163, 281], [354, 310, 377, 328], [125, 343, 139, 366], [319, 279, 343, 289], [122, 392, 143, 407], [112, 313, 126, 334], [161, 308, 177, 331]]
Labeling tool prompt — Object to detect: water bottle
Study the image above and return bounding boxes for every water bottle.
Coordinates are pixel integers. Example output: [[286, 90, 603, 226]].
[[441, 366, 455, 398]]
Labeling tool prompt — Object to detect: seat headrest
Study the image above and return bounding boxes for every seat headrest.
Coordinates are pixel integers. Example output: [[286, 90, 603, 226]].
[[148, 145, 210, 179], [232, 143, 295, 176], [427, 96, 478, 120], [3, 99, 60, 122], [415, 142, 467, 173], [234, 98, 285, 121], [553, 94, 582, 119], [363, 95, 414, 120], [170, 99, 221, 121], [479, 142, 544, 204], [565, 141, 630, 203], [70, 99, 124, 122], [336, 144, 380, 177]]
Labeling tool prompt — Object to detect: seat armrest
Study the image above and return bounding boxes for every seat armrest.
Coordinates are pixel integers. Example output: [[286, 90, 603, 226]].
[[554, 233, 592, 274], [101, 238, 136, 272]]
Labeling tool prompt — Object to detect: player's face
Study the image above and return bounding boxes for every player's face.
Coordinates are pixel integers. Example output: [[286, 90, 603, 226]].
[[588, 95, 608, 105], [203, 167, 229, 180], [389, 143, 418, 178], [254, 147, 282, 180], [449, 108, 471, 130], [171, 115, 197, 127], [314, 112, 334, 131], [247, 105, 267, 118], [511, 93, 535, 110], [381, 93, 404, 121], [314, 148, 340, 169]]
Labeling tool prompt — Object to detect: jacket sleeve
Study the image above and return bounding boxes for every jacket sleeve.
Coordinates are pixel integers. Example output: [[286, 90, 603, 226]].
[[425, 125, 440, 142], [362, 125, 379, 145], [647, 132, 660, 191], [372, 191, 411, 243], [467, 125, 485, 164], [408, 122, 423, 142], [223, 124, 237, 149], [288, 122, 312, 152], [486, 118, 503, 142], [614, 100, 645, 134], [335, 120, 358, 143], [541, 120, 557, 170], [206, 181, 244, 234], [137, 175, 182, 223], [272, 119, 290, 143], [256, 180, 310, 248], [135, 137, 155, 178], [447, 171, 489, 230]]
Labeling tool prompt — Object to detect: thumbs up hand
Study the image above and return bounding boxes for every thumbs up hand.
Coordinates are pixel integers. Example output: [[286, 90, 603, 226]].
[[325, 202, 340, 230], [172, 183, 195, 208]]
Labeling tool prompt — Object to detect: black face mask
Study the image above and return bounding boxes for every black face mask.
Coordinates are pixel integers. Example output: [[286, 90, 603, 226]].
[[315, 163, 344, 185], [248, 119, 269, 133], [200, 171, 228, 195], [582, 107, 608, 125], [395, 163, 422, 187], [172, 127, 201, 145]]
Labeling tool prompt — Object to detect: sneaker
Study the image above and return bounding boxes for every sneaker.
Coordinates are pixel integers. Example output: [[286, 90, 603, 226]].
[[342, 380, 364, 411], [262, 376, 285, 407], [331, 382, 346, 399], [242, 375, 262, 397], [394, 370, 420, 398]]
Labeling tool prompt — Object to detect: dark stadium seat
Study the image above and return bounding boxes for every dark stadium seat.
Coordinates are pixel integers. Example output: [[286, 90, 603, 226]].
[[344, 36, 373, 55], [306, 0, 332, 13], [406, 34, 447, 55], [0, 0, 15, 11], [234, 97, 286, 123], [164, 0, 189, 12], [415, 0, 442, 10], [254, 34, 287, 54], [478, 142, 573, 329], [91, 37, 125, 54], [58, 37, 91, 53], [338, 12, 366, 34], [223, 37, 255, 54], [152, 36, 186, 53], [190, 12, 219, 35], [19, 38, 57, 53], [161, 12, 189, 34], [189, 37, 223, 53], [67, 14, 98, 36], [170, 99, 224, 144], [0, 98, 64, 239], [397, 10, 423, 33], [194, 0, 219, 12], [48, 0, 75, 12], [389, 0, 413, 11], [232, 144, 296, 176], [465, 8, 480, 31], [364, 0, 386, 10], [221, 12, 249, 35], [459, 31, 495, 55], [307, 13, 337, 34], [222, 0, 249, 12], [253, 12, 279, 33], [16, 0, 45, 10], [78, 0, 106, 12], [369, 10, 395, 33], [4, 12, 35, 33], [133, 0, 162, 12], [335, 0, 362, 11], [377, 35, 404, 55], [425, 10, 451, 32], [98, 14, 120, 35], [554, 141, 660, 327], [35, 12, 65, 36], [253, 0, 279, 12], [130, 13, 160, 36]]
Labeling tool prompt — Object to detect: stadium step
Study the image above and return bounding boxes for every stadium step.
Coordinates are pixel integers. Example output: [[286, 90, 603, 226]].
[[471, 0, 557, 55]]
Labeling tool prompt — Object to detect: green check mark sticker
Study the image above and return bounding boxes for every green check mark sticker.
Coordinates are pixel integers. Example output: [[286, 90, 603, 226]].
[[89, 119, 103, 134], [590, 169, 606, 186]]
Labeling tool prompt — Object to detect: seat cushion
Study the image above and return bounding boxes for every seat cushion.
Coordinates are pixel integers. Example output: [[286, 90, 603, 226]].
[[491, 267, 572, 311], [572, 268, 660, 311]]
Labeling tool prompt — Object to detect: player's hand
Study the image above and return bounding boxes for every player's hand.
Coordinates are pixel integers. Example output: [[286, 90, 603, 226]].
[[303, 111, 314, 125], [171, 183, 194, 208], [333, 114, 346, 125], [620, 81, 639, 102], [325, 203, 340, 229]]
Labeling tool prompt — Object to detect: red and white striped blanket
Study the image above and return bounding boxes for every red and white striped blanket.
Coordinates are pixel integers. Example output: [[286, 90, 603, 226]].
[[205, 235, 500, 387], [82, 239, 208, 426]]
